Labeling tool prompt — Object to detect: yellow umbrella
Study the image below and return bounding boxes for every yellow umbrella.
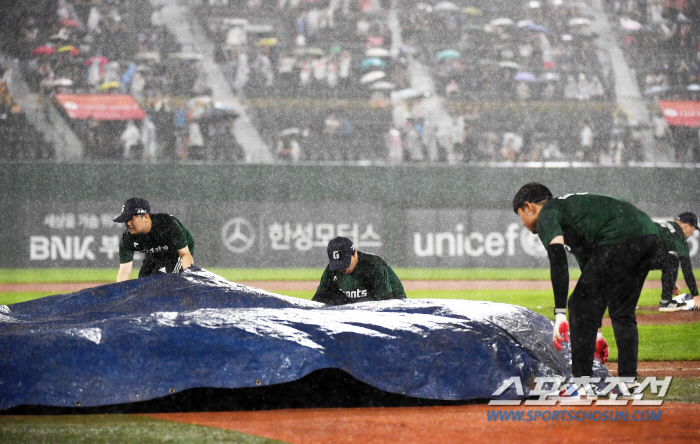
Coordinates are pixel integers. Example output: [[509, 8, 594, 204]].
[[98, 81, 120, 91], [256, 38, 279, 47], [462, 7, 483, 15], [57, 45, 78, 53]]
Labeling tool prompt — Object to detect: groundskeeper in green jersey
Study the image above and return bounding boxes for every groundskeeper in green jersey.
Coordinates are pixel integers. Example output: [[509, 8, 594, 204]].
[[651, 215, 699, 311], [536, 193, 658, 267], [313, 237, 406, 306], [513, 183, 658, 381], [114, 198, 195, 281]]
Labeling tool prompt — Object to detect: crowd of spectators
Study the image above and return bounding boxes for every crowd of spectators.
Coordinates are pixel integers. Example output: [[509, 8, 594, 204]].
[[605, 0, 700, 162], [1, 0, 245, 162], [3, 0, 699, 164], [0, 55, 55, 160]]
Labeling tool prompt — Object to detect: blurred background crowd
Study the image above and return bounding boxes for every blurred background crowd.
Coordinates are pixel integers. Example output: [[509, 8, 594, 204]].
[[0, 0, 697, 164]]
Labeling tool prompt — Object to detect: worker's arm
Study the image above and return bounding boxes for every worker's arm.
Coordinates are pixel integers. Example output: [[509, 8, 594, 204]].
[[117, 262, 133, 282]]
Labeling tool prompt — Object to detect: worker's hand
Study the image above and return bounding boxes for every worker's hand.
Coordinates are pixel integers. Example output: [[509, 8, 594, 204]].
[[673, 284, 682, 296], [595, 331, 609, 363], [553, 313, 569, 351]]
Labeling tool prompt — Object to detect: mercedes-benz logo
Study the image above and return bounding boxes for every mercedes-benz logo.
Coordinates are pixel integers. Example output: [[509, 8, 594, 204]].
[[221, 217, 256, 253]]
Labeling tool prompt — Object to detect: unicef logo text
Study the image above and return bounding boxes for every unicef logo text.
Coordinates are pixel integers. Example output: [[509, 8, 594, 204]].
[[221, 217, 256, 253], [413, 223, 547, 258]]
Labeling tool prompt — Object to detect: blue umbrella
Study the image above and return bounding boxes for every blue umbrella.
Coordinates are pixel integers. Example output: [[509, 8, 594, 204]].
[[644, 85, 669, 95], [514, 71, 537, 82], [361, 58, 386, 69], [436, 49, 460, 60], [527, 24, 549, 34]]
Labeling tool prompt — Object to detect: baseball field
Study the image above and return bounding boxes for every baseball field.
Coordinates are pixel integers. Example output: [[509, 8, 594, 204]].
[[1, 267, 699, 443]]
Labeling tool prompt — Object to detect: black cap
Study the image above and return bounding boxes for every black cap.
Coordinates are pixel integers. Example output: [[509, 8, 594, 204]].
[[327, 236, 356, 271], [678, 212, 699, 229], [114, 197, 150, 223]]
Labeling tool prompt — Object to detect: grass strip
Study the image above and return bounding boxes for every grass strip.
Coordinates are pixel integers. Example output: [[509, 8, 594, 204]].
[[0, 414, 285, 444], [603, 323, 700, 362]]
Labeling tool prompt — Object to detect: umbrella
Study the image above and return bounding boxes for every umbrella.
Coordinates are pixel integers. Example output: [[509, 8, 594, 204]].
[[527, 24, 549, 34], [168, 52, 204, 60], [256, 38, 278, 47], [392, 88, 429, 101], [568, 17, 592, 26], [433, 1, 459, 11], [644, 85, 669, 95], [361, 58, 386, 69], [366, 47, 391, 57], [85, 55, 109, 66], [688, 84, 700, 91], [98, 81, 120, 91], [47, 78, 74, 87], [279, 128, 300, 137], [169, 52, 202, 61], [436, 49, 460, 60], [539, 72, 561, 82], [57, 45, 79, 55], [529, 1, 541, 8], [676, 13, 692, 23], [369, 81, 396, 90], [491, 18, 514, 26], [462, 7, 482, 15], [415, 3, 433, 12], [303, 47, 325, 56], [517, 20, 536, 28], [30, 46, 55, 56], [361, 70, 386, 84], [620, 18, 642, 31], [136, 52, 161, 61], [498, 61, 520, 69], [60, 19, 80, 28], [514, 71, 537, 82], [561, 34, 574, 41]]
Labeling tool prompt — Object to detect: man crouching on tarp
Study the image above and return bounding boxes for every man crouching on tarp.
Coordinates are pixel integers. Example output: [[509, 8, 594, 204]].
[[313, 236, 406, 305], [114, 197, 195, 282]]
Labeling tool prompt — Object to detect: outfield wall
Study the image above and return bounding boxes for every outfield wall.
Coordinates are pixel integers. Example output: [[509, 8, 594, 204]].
[[1, 164, 698, 268]]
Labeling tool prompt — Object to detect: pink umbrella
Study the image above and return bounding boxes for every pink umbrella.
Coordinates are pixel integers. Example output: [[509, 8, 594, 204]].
[[60, 19, 80, 28], [30, 46, 56, 56], [85, 56, 109, 66]]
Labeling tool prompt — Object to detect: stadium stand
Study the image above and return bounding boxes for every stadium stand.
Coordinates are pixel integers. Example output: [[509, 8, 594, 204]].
[[0, 0, 697, 165]]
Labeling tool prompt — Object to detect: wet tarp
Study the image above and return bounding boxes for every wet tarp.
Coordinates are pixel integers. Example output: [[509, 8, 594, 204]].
[[0, 269, 608, 410]]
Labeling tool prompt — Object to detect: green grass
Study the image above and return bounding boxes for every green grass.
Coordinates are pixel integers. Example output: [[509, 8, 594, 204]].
[[664, 378, 700, 404], [603, 323, 700, 362], [0, 415, 284, 444]]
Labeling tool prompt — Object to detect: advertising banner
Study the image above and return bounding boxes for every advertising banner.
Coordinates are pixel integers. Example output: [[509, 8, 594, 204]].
[[55, 94, 146, 120], [406, 209, 551, 268], [12, 202, 699, 269], [209, 202, 385, 268], [658, 100, 700, 127]]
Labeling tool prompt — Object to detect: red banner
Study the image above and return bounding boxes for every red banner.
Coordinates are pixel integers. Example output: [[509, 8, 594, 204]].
[[658, 100, 700, 127], [56, 94, 146, 121]]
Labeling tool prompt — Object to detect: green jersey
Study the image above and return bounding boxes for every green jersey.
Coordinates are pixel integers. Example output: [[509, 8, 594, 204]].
[[312, 251, 406, 305], [655, 221, 690, 258], [537, 193, 657, 265], [119, 214, 195, 264]]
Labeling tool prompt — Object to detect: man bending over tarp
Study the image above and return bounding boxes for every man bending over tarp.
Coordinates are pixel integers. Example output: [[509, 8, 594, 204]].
[[313, 236, 406, 305], [114, 197, 195, 281]]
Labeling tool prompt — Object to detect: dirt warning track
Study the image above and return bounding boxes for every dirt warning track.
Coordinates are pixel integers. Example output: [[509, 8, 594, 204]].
[[147, 402, 700, 444]]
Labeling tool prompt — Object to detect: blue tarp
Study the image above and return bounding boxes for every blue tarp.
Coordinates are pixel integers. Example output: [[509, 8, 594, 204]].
[[0, 269, 608, 410]]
